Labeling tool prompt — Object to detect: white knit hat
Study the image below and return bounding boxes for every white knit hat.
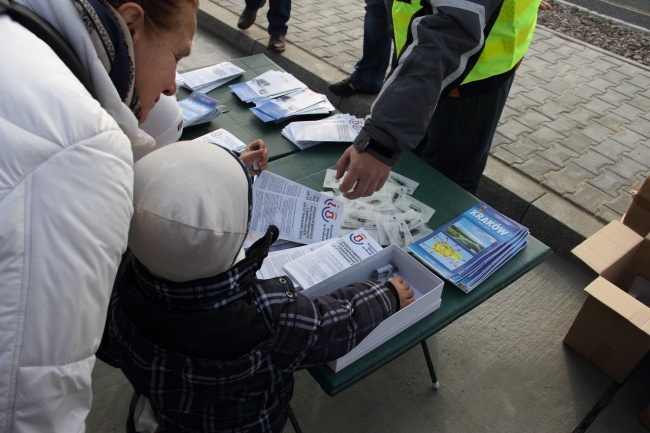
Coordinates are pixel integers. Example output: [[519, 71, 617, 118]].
[[128, 141, 251, 282], [135, 95, 184, 162]]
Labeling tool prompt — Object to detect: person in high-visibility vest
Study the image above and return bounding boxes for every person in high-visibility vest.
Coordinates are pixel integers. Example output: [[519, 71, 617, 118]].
[[335, 0, 546, 197]]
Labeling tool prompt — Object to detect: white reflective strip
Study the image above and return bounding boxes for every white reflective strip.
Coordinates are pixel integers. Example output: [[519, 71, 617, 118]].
[[373, 0, 487, 111]]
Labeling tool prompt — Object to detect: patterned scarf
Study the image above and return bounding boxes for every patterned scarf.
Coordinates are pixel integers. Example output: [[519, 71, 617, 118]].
[[72, 0, 141, 120]]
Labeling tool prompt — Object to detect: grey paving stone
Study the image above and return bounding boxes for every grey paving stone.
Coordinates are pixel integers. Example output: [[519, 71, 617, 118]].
[[591, 137, 633, 158], [595, 90, 632, 107], [515, 154, 561, 181], [623, 144, 650, 165], [600, 190, 634, 218], [541, 79, 573, 97], [499, 135, 541, 160], [522, 87, 557, 105], [498, 119, 534, 142], [610, 128, 647, 147], [609, 101, 646, 122], [538, 143, 580, 167], [609, 155, 649, 180], [614, 80, 645, 97], [531, 100, 570, 120], [542, 163, 591, 195], [626, 116, 650, 137], [573, 83, 607, 101], [553, 92, 589, 112], [581, 97, 617, 117], [557, 132, 596, 154], [545, 116, 587, 139], [491, 147, 525, 165], [526, 125, 565, 148], [505, 93, 540, 114], [587, 169, 633, 198], [566, 183, 620, 217], [579, 122, 617, 143], [565, 106, 601, 126], [572, 150, 615, 174], [595, 112, 634, 134]]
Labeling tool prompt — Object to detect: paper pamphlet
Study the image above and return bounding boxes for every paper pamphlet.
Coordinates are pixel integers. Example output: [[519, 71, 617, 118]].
[[180, 62, 246, 93], [229, 70, 307, 103], [282, 114, 365, 149], [250, 171, 343, 244], [194, 128, 247, 153], [250, 88, 327, 123], [281, 228, 383, 289], [407, 202, 528, 292], [256, 238, 336, 284]]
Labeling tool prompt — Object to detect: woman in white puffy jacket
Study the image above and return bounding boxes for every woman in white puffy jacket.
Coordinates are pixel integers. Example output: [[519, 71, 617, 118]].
[[0, 1, 197, 431]]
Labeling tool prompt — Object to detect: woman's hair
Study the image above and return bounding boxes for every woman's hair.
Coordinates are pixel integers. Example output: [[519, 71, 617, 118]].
[[106, 0, 199, 33]]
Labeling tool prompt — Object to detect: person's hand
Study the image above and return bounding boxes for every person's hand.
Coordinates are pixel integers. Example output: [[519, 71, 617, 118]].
[[389, 276, 414, 309], [240, 139, 268, 176], [539, 0, 552, 11], [335, 145, 391, 199]]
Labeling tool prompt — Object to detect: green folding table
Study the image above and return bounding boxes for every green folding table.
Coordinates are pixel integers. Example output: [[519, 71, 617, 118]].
[[266, 143, 552, 398]]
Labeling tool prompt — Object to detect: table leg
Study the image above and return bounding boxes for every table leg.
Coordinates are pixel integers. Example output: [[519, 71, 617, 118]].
[[420, 340, 440, 389], [288, 404, 303, 433]]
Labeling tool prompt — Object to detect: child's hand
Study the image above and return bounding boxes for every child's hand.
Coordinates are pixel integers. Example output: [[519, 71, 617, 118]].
[[240, 139, 269, 177], [389, 276, 414, 309]]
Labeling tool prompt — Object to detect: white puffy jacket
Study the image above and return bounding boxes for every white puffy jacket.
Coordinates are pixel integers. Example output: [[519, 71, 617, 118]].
[[0, 0, 152, 431]]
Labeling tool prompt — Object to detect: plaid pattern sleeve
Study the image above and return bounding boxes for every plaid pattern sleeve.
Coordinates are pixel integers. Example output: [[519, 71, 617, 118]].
[[264, 279, 398, 370]]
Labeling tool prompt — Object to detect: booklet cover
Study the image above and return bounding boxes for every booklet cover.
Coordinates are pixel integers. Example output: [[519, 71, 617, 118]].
[[407, 202, 529, 293]]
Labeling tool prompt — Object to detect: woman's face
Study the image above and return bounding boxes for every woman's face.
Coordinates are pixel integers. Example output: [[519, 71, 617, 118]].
[[122, 3, 197, 122]]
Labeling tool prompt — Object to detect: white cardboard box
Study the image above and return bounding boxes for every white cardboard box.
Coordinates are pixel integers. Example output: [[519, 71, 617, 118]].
[[301, 244, 444, 372]]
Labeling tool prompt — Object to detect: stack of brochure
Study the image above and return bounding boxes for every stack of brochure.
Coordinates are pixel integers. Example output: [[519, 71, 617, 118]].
[[250, 88, 334, 123], [229, 70, 334, 123], [322, 169, 435, 248], [230, 70, 307, 103], [281, 114, 365, 149], [178, 92, 221, 127], [193, 128, 247, 153], [179, 61, 245, 93], [407, 202, 529, 293]]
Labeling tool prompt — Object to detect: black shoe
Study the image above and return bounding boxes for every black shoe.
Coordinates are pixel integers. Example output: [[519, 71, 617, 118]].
[[237, 1, 266, 30], [267, 34, 286, 52], [329, 78, 379, 97]]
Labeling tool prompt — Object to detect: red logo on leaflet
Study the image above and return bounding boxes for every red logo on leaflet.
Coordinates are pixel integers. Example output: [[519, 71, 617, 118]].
[[321, 199, 340, 222], [350, 232, 367, 245]]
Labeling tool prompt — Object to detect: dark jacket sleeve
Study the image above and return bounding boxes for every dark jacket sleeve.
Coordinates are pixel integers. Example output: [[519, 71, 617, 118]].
[[353, 0, 505, 163], [271, 279, 399, 371]]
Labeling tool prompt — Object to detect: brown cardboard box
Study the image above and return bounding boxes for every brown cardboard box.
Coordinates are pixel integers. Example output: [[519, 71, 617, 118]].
[[622, 176, 650, 237], [564, 220, 650, 383]]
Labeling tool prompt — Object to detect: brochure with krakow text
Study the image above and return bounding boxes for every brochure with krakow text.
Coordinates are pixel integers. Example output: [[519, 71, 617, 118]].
[[407, 202, 529, 293]]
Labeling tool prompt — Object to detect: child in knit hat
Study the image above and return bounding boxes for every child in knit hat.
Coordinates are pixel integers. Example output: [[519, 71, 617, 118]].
[[98, 140, 413, 433]]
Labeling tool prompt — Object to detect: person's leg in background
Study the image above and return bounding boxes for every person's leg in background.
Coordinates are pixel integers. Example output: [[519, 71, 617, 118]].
[[416, 74, 515, 195], [267, 0, 291, 52], [237, 0, 267, 30], [329, 0, 391, 95]]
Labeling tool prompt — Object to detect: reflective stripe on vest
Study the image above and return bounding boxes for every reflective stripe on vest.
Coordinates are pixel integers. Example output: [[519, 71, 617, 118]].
[[392, 0, 541, 84]]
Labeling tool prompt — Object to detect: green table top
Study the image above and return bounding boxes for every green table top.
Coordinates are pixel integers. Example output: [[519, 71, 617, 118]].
[[178, 54, 323, 161], [267, 143, 552, 396]]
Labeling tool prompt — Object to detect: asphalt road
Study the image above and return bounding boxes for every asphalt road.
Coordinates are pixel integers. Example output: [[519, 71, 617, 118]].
[[560, 0, 650, 29]]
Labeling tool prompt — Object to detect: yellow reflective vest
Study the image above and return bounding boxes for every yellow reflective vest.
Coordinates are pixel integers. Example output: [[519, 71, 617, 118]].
[[392, 0, 541, 84]]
